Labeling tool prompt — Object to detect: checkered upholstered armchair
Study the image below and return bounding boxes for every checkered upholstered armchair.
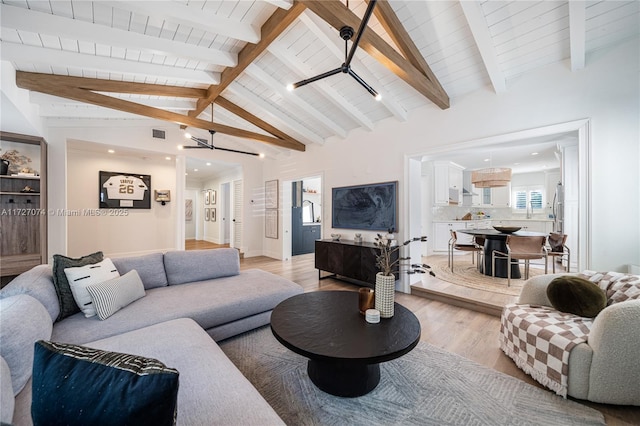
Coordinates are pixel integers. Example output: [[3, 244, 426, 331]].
[[500, 272, 640, 406]]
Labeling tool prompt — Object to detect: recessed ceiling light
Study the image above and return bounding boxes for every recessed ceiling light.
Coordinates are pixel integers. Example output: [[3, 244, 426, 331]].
[[165, 156, 171, 160], [483, 158, 490, 162], [514, 162, 520, 165], [206, 162, 211, 166], [108, 149, 115, 154], [194, 169, 198, 172], [531, 152, 539, 156]]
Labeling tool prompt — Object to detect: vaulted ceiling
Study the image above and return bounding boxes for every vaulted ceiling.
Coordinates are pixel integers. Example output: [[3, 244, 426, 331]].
[[2, 1, 638, 158]]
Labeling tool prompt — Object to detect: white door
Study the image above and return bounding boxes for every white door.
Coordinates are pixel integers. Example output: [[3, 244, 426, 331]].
[[232, 179, 243, 250]]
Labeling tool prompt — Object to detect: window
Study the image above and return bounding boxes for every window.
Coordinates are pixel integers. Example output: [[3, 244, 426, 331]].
[[512, 186, 544, 212]]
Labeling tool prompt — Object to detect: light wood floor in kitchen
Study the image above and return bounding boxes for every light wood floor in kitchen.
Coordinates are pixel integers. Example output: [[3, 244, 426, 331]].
[[186, 240, 639, 425]]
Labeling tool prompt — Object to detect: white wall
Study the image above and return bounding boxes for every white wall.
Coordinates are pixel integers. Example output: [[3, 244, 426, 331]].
[[263, 38, 639, 272], [66, 148, 177, 257]]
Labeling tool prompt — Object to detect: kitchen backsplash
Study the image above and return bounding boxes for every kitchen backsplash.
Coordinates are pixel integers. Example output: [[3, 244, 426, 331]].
[[432, 206, 553, 221]]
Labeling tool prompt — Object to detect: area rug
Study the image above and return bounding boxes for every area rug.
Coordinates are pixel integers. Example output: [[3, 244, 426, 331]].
[[425, 255, 547, 296], [219, 326, 605, 426]]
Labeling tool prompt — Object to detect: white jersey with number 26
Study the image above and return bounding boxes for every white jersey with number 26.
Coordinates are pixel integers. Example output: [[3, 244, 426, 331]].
[[103, 175, 148, 200]]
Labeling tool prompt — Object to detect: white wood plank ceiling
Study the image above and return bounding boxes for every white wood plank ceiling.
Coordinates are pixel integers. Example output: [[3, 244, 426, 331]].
[[1, 0, 638, 157]]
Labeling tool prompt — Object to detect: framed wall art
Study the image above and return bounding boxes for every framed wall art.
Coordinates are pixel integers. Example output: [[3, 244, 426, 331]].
[[204, 190, 210, 205], [210, 208, 217, 222], [265, 179, 278, 209], [265, 209, 278, 239], [99, 171, 151, 209], [205, 208, 210, 221], [210, 190, 217, 205]]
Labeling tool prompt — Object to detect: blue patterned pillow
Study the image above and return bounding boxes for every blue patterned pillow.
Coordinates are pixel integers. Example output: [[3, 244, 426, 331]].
[[31, 340, 179, 426]]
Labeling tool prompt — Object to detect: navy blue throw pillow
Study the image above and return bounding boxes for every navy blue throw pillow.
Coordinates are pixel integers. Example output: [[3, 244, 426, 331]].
[[31, 340, 179, 426]]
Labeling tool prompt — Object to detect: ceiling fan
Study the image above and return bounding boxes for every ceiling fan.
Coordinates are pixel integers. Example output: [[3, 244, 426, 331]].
[[287, 0, 381, 100], [182, 104, 261, 156]]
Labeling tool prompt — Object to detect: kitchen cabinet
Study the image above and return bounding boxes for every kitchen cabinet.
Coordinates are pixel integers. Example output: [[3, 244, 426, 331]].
[[0, 132, 47, 278], [434, 161, 464, 206], [471, 184, 511, 207]]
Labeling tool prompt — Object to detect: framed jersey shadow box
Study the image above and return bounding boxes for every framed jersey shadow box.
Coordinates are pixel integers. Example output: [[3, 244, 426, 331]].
[[99, 171, 151, 209]]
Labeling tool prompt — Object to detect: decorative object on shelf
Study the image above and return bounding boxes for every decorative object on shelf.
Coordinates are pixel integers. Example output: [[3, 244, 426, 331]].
[[20, 186, 37, 193], [1, 159, 9, 175], [0, 148, 35, 175], [471, 167, 512, 188], [354, 233, 362, 243], [99, 171, 151, 209], [493, 226, 521, 234], [331, 233, 341, 241], [358, 288, 375, 315], [373, 229, 433, 318]]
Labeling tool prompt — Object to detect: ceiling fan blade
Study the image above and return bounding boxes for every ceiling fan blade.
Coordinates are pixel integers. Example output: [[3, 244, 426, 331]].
[[345, 0, 377, 67], [213, 146, 260, 156], [348, 68, 379, 98], [291, 67, 342, 89], [182, 146, 210, 149]]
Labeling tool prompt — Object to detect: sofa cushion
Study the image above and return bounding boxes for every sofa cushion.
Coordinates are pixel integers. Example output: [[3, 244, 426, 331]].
[[112, 252, 168, 289], [163, 248, 240, 285], [577, 270, 640, 305], [86, 270, 146, 320], [0, 264, 59, 322], [547, 275, 607, 318], [32, 340, 179, 426], [53, 251, 104, 321], [52, 269, 303, 345], [85, 318, 284, 425], [0, 295, 52, 395], [0, 356, 14, 424], [64, 258, 120, 318]]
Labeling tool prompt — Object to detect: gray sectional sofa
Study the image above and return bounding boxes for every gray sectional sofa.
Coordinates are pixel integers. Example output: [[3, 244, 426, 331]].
[[0, 248, 303, 425]]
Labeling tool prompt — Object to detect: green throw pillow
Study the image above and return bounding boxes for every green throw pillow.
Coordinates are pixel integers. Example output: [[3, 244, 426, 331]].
[[52, 251, 103, 321], [546, 276, 607, 318]]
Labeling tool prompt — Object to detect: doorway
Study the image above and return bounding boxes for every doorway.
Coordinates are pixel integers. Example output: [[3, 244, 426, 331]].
[[291, 177, 322, 255]]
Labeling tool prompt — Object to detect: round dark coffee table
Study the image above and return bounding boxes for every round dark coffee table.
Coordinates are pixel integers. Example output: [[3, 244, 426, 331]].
[[270, 291, 421, 397]]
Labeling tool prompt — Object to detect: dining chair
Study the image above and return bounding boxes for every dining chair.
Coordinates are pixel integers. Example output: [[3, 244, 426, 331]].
[[547, 232, 570, 273], [448, 230, 483, 272], [491, 235, 548, 286]]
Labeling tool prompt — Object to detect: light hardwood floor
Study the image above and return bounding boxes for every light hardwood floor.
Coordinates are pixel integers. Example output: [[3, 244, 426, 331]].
[[187, 241, 639, 425]]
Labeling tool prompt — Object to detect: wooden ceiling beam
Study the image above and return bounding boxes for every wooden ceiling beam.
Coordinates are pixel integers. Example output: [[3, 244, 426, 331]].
[[16, 73, 305, 151], [303, 0, 449, 110], [16, 72, 208, 98], [368, 0, 448, 101], [214, 97, 302, 147], [189, 2, 307, 118]]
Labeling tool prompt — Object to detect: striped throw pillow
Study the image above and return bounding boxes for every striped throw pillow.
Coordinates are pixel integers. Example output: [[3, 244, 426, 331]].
[[86, 270, 146, 320], [64, 258, 120, 317]]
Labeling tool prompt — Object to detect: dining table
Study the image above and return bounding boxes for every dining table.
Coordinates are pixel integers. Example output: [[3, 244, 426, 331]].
[[457, 228, 548, 278]]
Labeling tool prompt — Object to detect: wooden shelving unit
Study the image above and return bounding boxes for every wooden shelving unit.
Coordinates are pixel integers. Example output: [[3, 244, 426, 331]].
[[0, 131, 47, 278]]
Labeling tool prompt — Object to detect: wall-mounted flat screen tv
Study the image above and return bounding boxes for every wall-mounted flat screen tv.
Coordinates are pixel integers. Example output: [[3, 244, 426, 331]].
[[332, 181, 397, 231]]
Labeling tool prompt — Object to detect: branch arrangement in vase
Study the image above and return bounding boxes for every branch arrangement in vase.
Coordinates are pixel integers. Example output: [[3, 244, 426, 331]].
[[373, 229, 435, 277]]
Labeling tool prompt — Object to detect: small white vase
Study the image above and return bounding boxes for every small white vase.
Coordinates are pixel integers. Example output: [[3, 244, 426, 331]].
[[375, 272, 395, 318]]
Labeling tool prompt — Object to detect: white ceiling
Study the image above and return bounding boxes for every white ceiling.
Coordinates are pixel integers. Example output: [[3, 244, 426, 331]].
[[1, 0, 638, 161]]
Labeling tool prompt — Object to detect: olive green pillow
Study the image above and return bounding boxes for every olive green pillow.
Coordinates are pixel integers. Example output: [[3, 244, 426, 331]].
[[546, 276, 607, 318]]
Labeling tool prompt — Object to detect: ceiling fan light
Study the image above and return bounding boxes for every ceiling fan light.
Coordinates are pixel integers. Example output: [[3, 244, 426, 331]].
[[184, 132, 192, 139], [375, 93, 382, 101], [286, 83, 294, 92]]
